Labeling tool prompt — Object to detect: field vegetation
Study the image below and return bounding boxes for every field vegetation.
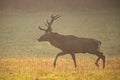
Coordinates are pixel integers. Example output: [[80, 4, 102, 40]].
[[0, 56, 120, 80]]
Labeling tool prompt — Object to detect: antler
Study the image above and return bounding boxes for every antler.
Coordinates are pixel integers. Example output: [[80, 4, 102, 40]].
[[46, 15, 61, 32], [39, 26, 47, 32], [39, 15, 61, 32], [49, 15, 61, 26]]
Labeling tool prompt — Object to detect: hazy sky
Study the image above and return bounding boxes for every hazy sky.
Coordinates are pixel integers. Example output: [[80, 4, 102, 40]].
[[0, 0, 120, 12]]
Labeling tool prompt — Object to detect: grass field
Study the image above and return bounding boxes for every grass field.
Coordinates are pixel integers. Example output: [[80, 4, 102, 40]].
[[0, 56, 120, 80]]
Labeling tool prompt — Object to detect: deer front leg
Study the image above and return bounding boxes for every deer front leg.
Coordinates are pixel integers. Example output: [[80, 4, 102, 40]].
[[70, 53, 77, 67], [53, 52, 65, 67]]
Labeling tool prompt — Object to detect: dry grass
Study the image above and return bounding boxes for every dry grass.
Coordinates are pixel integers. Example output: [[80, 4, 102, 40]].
[[0, 56, 120, 80]]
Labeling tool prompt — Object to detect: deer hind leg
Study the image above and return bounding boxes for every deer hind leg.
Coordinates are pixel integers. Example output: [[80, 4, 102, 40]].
[[53, 52, 66, 68], [70, 54, 77, 68], [101, 52, 105, 69], [96, 51, 105, 69], [95, 57, 100, 67]]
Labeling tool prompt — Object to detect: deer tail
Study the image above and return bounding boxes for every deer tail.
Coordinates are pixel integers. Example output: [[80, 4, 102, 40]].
[[97, 41, 101, 51]]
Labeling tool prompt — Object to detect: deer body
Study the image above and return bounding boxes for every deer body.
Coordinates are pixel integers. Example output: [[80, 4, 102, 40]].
[[43, 33, 100, 53], [37, 15, 105, 68]]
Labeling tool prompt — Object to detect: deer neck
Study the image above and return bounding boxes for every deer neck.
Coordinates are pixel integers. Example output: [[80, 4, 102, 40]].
[[48, 33, 64, 48]]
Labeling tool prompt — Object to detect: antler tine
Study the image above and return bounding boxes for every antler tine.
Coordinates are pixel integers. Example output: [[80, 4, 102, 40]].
[[55, 15, 61, 20], [39, 26, 47, 31], [47, 20, 49, 24], [51, 14, 54, 18], [51, 14, 61, 20], [55, 15, 61, 18], [45, 22, 48, 27]]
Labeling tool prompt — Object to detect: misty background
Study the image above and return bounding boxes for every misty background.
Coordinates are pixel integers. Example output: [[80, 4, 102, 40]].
[[0, 0, 120, 57], [0, 0, 120, 12]]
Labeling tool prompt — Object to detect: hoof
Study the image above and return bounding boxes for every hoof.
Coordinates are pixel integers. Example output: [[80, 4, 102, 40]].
[[53, 62, 56, 68], [95, 63, 99, 67]]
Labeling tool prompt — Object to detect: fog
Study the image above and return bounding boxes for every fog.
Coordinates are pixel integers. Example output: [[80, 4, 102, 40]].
[[0, 0, 120, 12]]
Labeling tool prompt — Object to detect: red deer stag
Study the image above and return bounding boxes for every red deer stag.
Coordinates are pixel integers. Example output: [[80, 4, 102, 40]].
[[37, 15, 105, 69]]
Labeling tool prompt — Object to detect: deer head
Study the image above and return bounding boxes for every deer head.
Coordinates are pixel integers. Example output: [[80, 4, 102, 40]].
[[37, 15, 61, 42]]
